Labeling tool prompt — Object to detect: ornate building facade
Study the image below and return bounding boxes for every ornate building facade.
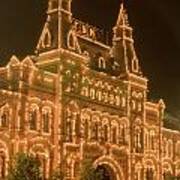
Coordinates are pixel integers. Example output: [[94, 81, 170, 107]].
[[0, 1, 179, 179]]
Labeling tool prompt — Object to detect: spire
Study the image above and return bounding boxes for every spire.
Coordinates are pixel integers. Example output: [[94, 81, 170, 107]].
[[36, 0, 73, 53], [112, 3, 141, 76], [116, 3, 129, 28]]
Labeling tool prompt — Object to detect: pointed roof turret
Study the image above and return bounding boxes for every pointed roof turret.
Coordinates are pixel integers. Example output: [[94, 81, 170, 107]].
[[22, 56, 35, 67], [7, 55, 20, 67], [112, 3, 141, 76], [113, 3, 132, 41], [116, 3, 130, 28], [36, 0, 73, 54]]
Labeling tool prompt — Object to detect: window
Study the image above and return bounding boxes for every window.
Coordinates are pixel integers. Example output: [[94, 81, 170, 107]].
[[81, 87, 89, 97], [81, 112, 90, 140], [84, 119, 89, 140], [89, 28, 96, 39], [135, 127, 142, 153], [51, 1, 58, 9], [115, 95, 120, 106], [150, 130, 155, 150], [0, 105, 10, 128], [36, 155, 46, 180], [0, 112, 9, 128], [66, 119, 72, 142], [42, 28, 51, 48], [97, 90, 102, 101], [112, 126, 117, 144], [65, 102, 80, 143], [98, 57, 106, 69], [73, 162, 80, 178], [163, 171, 172, 180], [91, 122, 99, 141], [167, 140, 173, 158], [90, 88, 95, 100], [120, 124, 126, 143], [0, 155, 5, 178], [135, 164, 142, 180], [69, 33, 75, 48], [103, 125, 108, 142], [146, 168, 154, 180], [121, 97, 126, 107], [29, 108, 38, 131], [132, 58, 139, 73], [44, 32, 51, 47], [42, 111, 50, 133]]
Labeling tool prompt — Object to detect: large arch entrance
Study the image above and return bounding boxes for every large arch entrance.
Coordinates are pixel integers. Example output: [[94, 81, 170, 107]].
[[94, 156, 125, 180], [96, 164, 116, 180]]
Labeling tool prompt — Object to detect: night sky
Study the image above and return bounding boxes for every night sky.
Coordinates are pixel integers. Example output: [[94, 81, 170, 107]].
[[0, 0, 180, 117]]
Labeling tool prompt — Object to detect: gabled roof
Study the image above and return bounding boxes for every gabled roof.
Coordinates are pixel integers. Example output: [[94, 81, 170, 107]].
[[7, 55, 20, 67]]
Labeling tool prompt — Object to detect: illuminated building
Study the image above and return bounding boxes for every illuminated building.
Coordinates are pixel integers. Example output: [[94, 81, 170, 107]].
[[0, 0, 179, 179]]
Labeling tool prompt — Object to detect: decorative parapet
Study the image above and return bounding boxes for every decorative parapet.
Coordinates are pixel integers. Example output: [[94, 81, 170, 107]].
[[72, 18, 111, 45]]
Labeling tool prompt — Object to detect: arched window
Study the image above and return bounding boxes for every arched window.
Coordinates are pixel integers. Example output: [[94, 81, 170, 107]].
[[89, 28, 96, 39], [0, 111, 9, 128], [135, 127, 142, 153], [103, 91, 108, 103], [29, 106, 38, 131], [145, 131, 148, 150], [0, 154, 5, 178], [135, 163, 142, 180], [163, 170, 172, 180], [111, 121, 118, 144], [73, 161, 80, 178], [104, 125, 108, 142], [0, 104, 10, 128], [146, 168, 154, 180], [44, 31, 51, 48], [112, 126, 117, 144], [84, 119, 89, 139], [66, 110, 73, 142], [90, 88, 95, 100], [167, 140, 173, 158], [65, 101, 80, 142], [120, 124, 126, 144], [36, 154, 47, 180], [131, 99, 136, 110], [132, 58, 139, 73], [91, 122, 99, 141], [68, 32, 75, 50], [150, 130, 155, 150], [98, 57, 106, 69], [97, 90, 102, 101], [121, 97, 126, 107], [81, 87, 89, 97], [176, 142, 180, 156], [162, 138, 167, 157], [81, 112, 90, 140], [162, 163, 173, 180], [42, 107, 51, 133], [115, 95, 120, 106]]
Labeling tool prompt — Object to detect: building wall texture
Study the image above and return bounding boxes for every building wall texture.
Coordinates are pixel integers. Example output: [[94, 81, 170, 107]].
[[0, 1, 179, 179]]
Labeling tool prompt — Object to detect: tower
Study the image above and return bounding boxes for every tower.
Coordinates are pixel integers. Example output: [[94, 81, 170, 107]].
[[112, 4, 141, 77], [36, 0, 73, 53]]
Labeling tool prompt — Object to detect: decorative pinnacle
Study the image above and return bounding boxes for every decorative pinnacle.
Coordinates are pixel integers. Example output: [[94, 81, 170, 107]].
[[116, 2, 129, 27]]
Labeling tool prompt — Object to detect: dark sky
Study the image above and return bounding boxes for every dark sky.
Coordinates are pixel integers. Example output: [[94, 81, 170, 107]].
[[0, 0, 180, 117]]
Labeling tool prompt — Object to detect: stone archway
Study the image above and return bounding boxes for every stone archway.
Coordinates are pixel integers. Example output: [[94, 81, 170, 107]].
[[94, 156, 125, 180]]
